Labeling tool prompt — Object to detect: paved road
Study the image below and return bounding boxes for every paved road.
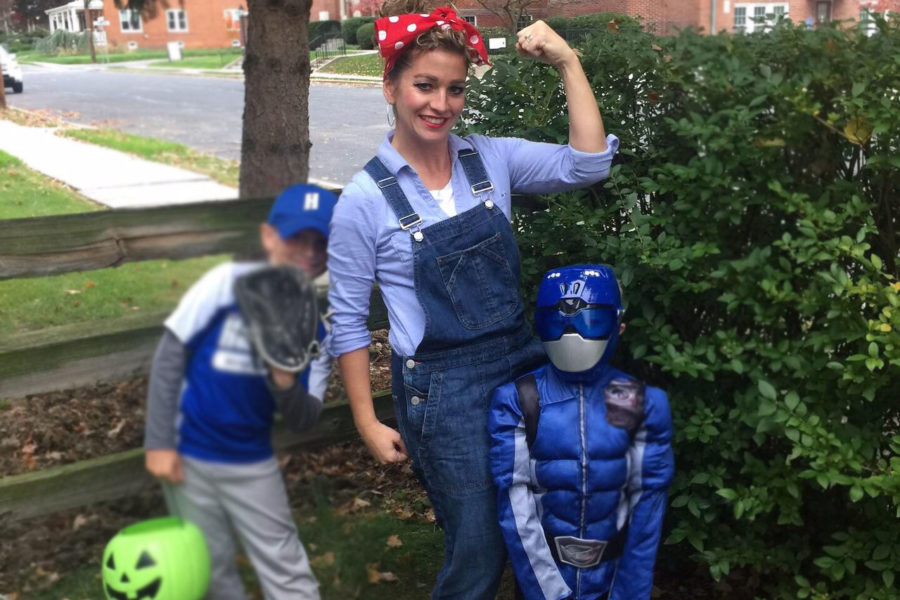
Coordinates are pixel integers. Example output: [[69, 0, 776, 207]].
[[8, 64, 388, 186]]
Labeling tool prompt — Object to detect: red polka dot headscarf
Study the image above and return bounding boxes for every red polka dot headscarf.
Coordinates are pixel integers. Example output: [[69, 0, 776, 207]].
[[375, 6, 491, 78]]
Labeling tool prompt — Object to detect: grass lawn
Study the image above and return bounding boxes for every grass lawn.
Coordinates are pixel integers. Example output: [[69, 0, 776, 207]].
[[16, 47, 242, 65], [319, 52, 382, 77], [27, 476, 517, 600], [0, 150, 99, 219], [0, 134, 230, 335], [58, 128, 239, 188], [147, 54, 241, 69], [0, 255, 227, 335]]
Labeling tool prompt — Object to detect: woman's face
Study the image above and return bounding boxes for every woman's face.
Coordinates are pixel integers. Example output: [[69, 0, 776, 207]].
[[384, 48, 468, 148]]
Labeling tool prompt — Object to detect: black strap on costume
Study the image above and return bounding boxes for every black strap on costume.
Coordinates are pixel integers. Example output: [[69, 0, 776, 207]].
[[363, 147, 495, 240], [514, 374, 540, 448]]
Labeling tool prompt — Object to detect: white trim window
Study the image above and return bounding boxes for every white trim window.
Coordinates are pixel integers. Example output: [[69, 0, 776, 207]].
[[223, 8, 242, 31], [119, 9, 142, 33], [859, 8, 878, 37], [166, 9, 188, 32], [463, 15, 476, 26], [733, 3, 788, 33]]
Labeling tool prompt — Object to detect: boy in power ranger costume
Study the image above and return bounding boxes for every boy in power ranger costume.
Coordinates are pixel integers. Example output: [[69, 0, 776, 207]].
[[489, 265, 675, 600]]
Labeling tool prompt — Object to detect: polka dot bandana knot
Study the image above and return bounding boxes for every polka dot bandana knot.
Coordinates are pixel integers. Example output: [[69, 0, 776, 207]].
[[375, 7, 490, 78]]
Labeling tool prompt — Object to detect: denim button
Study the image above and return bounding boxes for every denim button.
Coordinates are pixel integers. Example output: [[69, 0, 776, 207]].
[[485, 200, 494, 209], [411, 395, 422, 405], [406, 359, 416, 369]]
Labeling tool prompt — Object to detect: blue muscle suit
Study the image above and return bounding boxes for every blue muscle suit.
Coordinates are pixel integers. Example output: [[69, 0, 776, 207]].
[[490, 365, 674, 599]]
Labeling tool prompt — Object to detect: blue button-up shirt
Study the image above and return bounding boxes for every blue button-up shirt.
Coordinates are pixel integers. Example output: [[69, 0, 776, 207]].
[[328, 131, 619, 357]]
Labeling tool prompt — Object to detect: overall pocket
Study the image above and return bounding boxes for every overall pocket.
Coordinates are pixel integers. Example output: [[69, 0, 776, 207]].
[[435, 232, 520, 330]]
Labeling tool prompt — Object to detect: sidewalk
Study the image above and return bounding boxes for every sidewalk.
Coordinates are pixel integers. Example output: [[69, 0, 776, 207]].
[[0, 119, 237, 208]]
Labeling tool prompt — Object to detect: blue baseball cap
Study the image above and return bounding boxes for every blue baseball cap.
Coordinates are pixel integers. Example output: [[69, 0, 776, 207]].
[[267, 184, 338, 240]]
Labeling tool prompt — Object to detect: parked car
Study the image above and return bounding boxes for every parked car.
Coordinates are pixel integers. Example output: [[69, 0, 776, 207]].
[[1, 46, 24, 94]]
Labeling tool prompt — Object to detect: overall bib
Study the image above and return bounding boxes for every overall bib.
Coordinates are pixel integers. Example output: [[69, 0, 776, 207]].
[[366, 151, 546, 599]]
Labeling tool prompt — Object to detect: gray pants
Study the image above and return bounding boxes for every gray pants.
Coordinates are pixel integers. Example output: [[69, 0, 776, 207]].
[[163, 455, 320, 600]]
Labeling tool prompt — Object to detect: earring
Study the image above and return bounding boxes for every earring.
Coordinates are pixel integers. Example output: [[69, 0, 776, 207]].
[[386, 103, 395, 128]]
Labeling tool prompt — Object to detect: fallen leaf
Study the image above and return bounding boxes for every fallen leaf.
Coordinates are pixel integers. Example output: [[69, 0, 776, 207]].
[[353, 497, 371, 510], [310, 551, 335, 568], [386, 535, 403, 548], [65, 289, 82, 295], [73, 514, 89, 531], [651, 43, 662, 51], [84, 281, 95, 288], [379, 571, 399, 582], [607, 19, 620, 33], [107, 419, 127, 438]]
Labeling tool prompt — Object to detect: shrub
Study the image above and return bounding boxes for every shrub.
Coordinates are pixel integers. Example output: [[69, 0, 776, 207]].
[[356, 22, 376, 50], [463, 16, 900, 600], [342, 16, 374, 45], [34, 30, 89, 56], [309, 19, 341, 44]]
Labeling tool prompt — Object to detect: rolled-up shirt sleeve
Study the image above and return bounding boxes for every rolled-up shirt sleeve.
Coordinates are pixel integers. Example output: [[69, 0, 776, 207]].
[[479, 134, 619, 196], [327, 178, 378, 357]]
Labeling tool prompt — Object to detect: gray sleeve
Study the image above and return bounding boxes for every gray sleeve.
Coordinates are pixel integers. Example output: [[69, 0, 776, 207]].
[[268, 377, 323, 434], [144, 329, 188, 450]]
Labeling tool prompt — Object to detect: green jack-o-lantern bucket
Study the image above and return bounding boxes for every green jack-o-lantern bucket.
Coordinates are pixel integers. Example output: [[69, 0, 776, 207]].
[[101, 516, 210, 600]]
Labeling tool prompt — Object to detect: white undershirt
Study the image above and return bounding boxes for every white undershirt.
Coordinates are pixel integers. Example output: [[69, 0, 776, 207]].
[[430, 180, 456, 217]]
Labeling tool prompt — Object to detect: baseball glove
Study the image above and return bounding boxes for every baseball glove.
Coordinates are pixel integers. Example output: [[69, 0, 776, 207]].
[[234, 265, 320, 373]]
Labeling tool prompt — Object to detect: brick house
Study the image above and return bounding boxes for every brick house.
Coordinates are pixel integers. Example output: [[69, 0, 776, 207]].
[[452, 0, 898, 35], [46, 0, 244, 51]]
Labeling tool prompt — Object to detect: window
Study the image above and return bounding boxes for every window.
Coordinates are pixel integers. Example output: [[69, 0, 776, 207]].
[[734, 6, 746, 31], [166, 9, 188, 32], [223, 8, 242, 31], [733, 3, 788, 33], [463, 15, 476, 26], [860, 8, 877, 36], [119, 9, 142, 33], [816, 1, 831, 24]]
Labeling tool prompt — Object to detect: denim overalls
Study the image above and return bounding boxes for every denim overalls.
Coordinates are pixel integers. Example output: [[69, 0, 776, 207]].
[[366, 151, 546, 599]]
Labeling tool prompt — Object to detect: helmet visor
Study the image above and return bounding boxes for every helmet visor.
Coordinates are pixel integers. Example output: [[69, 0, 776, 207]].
[[535, 303, 619, 341]]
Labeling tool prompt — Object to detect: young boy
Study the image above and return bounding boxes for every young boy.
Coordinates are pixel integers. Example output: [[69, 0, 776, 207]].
[[143, 183, 338, 600], [489, 264, 675, 600]]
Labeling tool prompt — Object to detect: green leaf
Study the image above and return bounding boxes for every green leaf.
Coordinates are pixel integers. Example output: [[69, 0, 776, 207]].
[[884, 571, 895, 588], [784, 391, 800, 411], [758, 379, 777, 400], [871, 254, 883, 270]]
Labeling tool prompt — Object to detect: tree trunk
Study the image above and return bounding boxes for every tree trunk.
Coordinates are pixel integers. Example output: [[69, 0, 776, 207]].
[[239, 0, 312, 199], [0, 60, 7, 110], [86, 8, 97, 64]]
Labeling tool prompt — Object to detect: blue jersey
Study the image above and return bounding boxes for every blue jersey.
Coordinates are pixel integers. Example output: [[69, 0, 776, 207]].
[[165, 262, 330, 463], [489, 364, 674, 600]]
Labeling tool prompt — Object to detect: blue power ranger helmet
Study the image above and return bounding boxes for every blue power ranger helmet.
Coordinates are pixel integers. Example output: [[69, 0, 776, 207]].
[[535, 265, 624, 373]]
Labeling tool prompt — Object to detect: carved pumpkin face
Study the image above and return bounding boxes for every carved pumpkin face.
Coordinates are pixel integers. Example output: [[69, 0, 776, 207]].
[[102, 517, 210, 600]]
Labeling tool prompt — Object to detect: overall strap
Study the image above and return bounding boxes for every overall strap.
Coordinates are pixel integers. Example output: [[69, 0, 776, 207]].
[[364, 157, 423, 235], [514, 374, 540, 448], [457, 148, 494, 196]]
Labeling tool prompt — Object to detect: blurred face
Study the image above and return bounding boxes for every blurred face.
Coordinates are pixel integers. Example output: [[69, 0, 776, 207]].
[[260, 224, 328, 278], [384, 49, 468, 149]]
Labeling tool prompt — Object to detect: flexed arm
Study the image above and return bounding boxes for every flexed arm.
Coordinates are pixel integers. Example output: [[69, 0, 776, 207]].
[[516, 20, 607, 153]]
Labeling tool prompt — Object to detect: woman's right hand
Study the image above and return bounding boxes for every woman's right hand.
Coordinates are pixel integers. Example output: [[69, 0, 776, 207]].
[[145, 448, 184, 483], [359, 420, 409, 464]]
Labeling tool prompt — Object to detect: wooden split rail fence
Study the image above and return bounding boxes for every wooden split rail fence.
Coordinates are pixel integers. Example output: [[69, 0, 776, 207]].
[[0, 198, 394, 524]]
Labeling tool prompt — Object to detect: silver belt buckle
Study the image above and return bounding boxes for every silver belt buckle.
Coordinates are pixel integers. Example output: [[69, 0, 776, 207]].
[[554, 536, 607, 568]]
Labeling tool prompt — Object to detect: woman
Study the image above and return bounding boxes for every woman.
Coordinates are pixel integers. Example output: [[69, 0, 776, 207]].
[[327, 3, 619, 598]]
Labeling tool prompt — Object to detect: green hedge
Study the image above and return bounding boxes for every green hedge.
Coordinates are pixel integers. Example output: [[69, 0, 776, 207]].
[[309, 19, 341, 43], [356, 22, 376, 50], [463, 15, 900, 600], [342, 16, 375, 45]]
